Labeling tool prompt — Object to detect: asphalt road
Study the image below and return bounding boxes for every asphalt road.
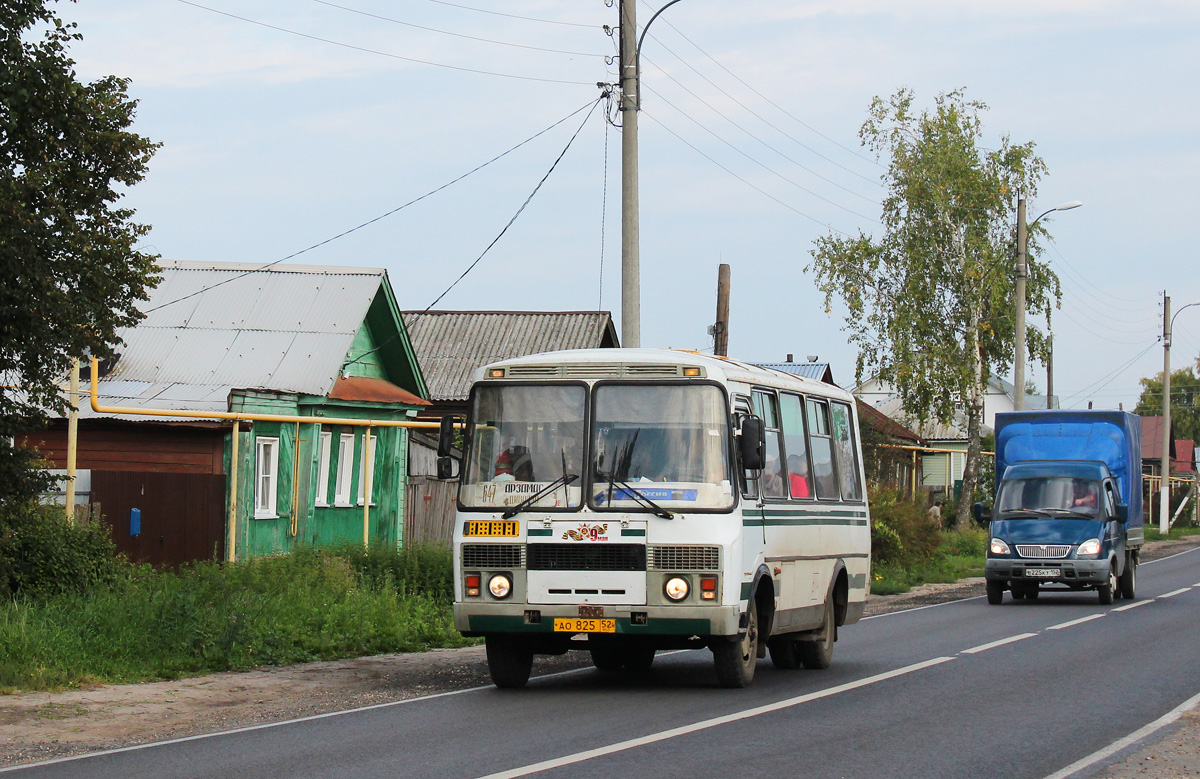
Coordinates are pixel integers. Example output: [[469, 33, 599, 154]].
[[10, 547, 1200, 779]]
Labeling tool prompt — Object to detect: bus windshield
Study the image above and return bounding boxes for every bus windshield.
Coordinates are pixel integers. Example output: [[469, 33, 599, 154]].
[[996, 476, 1101, 517], [591, 384, 734, 511], [461, 384, 586, 510]]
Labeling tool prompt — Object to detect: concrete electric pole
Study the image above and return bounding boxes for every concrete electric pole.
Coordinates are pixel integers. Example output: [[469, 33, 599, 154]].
[[619, 0, 640, 348]]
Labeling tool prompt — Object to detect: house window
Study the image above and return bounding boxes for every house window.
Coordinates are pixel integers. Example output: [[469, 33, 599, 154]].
[[335, 433, 355, 506], [254, 437, 279, 518], [358, 433, 376, 506], [315, 431, 332, 506]]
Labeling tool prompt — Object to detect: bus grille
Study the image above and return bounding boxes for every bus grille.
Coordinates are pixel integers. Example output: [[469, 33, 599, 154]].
[[648, 545, 721, 571], [462, 544, 525, 569], [1015, 544, 1071, 559], [527, 544, 646, 571]]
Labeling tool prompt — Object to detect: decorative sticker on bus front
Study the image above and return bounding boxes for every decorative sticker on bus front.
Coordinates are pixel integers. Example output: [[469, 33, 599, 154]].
[[562, 523, 609, 541], [594, 487, 699, 504]]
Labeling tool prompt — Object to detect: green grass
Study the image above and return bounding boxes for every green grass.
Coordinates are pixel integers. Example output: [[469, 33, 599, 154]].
[[871, 528, 986, 596], [0, 545, 474, 692], [1144, 524, 1200, 543]]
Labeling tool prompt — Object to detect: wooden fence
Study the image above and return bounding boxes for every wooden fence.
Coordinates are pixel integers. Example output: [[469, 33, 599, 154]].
[[404, 477, 458, 547]]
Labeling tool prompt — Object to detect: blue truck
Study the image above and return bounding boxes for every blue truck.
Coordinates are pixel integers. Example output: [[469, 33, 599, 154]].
[[978, 410, 1143, 605]]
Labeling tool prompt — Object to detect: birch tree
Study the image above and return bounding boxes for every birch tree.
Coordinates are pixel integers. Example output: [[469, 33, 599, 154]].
[[808, 89, 1059, 528]]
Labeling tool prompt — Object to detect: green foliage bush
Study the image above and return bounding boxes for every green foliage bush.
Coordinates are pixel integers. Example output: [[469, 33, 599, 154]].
[[869, 489, 941, 567], [0, 501, 126, 599]]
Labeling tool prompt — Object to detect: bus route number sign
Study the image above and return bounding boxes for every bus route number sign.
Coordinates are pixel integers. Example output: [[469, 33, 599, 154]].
[[463, 520, 519, 537]]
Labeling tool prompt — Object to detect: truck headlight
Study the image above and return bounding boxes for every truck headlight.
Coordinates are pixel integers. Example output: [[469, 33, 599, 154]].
[[488, 574, 512, 599], [1076, 538, 1101, 557], [664, 577, 690, 601], [989, 538, 1010, 555]]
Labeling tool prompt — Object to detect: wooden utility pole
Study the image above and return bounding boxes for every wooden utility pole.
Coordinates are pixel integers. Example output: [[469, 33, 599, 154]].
[[713, 263, 730, 356]]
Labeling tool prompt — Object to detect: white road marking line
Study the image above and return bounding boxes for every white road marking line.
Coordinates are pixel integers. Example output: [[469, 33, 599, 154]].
[[1112, 600, 1151, 612], [474, 656, 956, 779], [861, 595, 984, 619], [960, 632, 1038, 654], [1158, 587, 1191, 599], [1048, 614, 1105, 630], [1140, 545, 1200, 566], [1042, 689, 1200, 779]]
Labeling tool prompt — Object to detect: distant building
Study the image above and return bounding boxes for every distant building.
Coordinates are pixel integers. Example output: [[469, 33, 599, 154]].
[[20, 261, 428, 566]]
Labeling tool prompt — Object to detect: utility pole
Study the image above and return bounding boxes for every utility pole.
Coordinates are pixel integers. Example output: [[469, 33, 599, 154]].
[[1161, 294, 1172, 534], [65, 357, 80, 522], [712, 263, 730, 356], [1046, 334, 1054, 409], [619, 0, 640, 348], [1014, 198, 1027, 411]]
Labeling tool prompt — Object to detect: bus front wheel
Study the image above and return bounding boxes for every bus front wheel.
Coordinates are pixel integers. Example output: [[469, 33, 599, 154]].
[[713, 603, 758, 688], [486, 635, 533, 688]]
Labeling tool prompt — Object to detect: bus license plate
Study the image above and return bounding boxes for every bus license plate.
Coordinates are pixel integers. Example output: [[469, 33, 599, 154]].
[[553, 618, 616, 633], [1026, 568, 1061, 577], [463, 520, 519, 537]]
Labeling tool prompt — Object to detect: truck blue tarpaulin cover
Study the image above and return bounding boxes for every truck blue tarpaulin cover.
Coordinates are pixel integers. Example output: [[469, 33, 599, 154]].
[[994, 410, 1142, 529]]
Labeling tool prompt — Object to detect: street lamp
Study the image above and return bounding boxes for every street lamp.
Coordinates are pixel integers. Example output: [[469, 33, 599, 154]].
[[1160, 297, 1200, 533], [1014, 199, 1083, 410]]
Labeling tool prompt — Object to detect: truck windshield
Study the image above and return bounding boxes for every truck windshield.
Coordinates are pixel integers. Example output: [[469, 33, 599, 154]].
[[590, 384, 734, 512], [996, 476, 1101, 517], [461, 384, 585, 511]]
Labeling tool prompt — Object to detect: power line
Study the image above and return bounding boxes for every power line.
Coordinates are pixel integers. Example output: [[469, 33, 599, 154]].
[[420, 0, 599, 28], [344, 95, 606, 371], [145, 98, 602, 315], [642, 109, 853, 237], [176, 0, 595, 85], [310, 0, 604, 57], [1061, 340, 1158, 408]]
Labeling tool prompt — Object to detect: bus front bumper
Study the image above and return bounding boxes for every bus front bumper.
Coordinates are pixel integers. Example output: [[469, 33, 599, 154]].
[[454, 602, 742, 638]]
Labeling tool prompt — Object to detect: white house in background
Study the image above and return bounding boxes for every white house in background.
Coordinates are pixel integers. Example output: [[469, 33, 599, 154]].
[[854, 374, 1060, 495]]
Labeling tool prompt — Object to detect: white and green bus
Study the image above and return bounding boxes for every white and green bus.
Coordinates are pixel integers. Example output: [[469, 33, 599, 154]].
[[438, 348, 870, 688]]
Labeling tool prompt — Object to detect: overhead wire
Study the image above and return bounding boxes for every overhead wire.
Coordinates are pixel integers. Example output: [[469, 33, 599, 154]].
[[1060, 340, 1159, 408], [419, 0, 599, 28], [144, 98, 603, 315], [175, 0, 595, 85], [309, 0, 604, 57]]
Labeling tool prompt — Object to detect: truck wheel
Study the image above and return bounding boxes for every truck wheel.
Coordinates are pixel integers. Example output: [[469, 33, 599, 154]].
[[713, 602, 758, 688], [589, 639, 623, 672], [486, 636, 533, 688], [1011, 588, 1026, 600], [1025, 586, 1039, 600], [768, 638, 802, 670], [1097, 563, 1117, 605], [796, 600, 835, 670], [1119, 555, 1137, 600], [986, 581, 1004, 605]]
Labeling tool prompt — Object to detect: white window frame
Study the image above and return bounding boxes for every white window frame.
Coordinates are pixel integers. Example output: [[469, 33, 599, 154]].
[[254, 437, 280, 519], [357, 432, 377, 506], [315, 431, 332, 506], [335, 433, 355, 507]]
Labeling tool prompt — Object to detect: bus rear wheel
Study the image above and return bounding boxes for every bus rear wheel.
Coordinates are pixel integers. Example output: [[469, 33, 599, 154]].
[[486, 636, 533, 688], [713, 603, 758, 688], [796, 600, 835, 670]]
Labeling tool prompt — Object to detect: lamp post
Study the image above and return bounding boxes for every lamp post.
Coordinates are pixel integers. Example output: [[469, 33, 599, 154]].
[[1160, 297, 1200, 534], [619, 0, 685, 348], [1014, 199, 1083, 410]]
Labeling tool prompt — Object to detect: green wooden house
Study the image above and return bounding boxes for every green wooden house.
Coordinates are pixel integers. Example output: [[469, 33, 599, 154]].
[[51, 260, 429, 565]]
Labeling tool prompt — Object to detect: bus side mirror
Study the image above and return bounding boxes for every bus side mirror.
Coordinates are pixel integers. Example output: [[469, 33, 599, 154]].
[[436, 456, 458, 480], [739, 416, 765, 471], [437, 415, 459, 457]]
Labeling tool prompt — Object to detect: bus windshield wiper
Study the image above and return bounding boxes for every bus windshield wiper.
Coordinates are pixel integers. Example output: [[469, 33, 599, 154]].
[[603, 473, 674, 519], [501, 474, 578, 519]]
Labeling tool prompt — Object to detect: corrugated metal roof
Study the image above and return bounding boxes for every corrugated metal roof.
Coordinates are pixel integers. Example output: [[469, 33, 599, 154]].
[[78, 381, 234, 422], [754, 362, 833, 384], [402, 311, 618, 401], [95, 261, 386, 409]]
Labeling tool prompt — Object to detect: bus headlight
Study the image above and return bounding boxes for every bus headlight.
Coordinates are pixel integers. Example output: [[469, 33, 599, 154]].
[[488, 574, 512, 599], [665, 577, 690, 601], [989, 538, 1010, 556], [1076, 538, 1101, 558]]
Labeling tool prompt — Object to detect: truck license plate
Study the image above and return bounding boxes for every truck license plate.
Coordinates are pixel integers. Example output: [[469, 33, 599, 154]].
[[553, 618, 616, 633], [1026, 568, 1061, 577]]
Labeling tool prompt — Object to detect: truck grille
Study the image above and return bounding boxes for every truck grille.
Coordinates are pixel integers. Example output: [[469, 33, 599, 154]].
[[648, 545, 721, 571], [1016, 544, 1071, 559], [527, 544, 646, 571], [462, 544, 525, 569]]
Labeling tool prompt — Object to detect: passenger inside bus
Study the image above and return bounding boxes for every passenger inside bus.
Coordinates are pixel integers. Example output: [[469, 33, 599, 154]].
[[787, 454, 810, 498]]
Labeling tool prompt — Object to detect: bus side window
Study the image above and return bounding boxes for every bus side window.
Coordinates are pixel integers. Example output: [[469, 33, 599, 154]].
[[779, 393, 812, 500], [734, 396, 758, 499], [806, 398, 839, 499], [753, 390, 787, 499], [830, 402, 862, 501]]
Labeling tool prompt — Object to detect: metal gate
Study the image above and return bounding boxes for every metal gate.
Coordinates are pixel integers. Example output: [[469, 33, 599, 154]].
[[91, 471, 226, 566]]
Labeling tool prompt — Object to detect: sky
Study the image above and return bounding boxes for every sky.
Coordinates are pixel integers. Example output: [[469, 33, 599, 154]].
[[62, 0, 1199, 414]]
